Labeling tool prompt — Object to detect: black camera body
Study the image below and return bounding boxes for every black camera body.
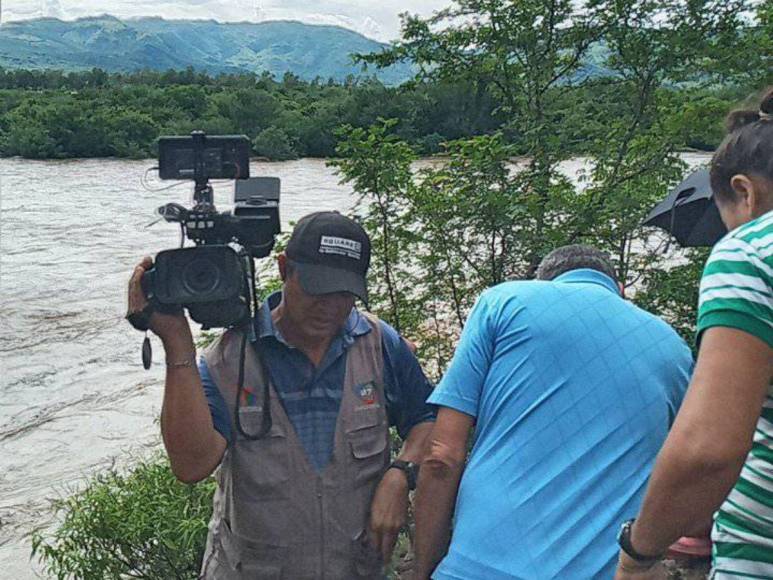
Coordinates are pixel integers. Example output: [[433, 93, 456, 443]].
[[141, 245, 251, 328], [141, 132, 280, 329]]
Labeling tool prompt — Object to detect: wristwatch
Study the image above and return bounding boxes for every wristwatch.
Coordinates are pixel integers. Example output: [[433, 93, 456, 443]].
[[617, 519, 663, 563], [388, 459, 419, 491]]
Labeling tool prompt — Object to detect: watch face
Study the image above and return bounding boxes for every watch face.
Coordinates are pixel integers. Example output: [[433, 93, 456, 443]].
[[617, 522, 628, 543]]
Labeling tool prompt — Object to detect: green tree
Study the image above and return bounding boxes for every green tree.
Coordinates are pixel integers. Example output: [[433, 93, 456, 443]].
[[407, 134, 539, 370], [361, 0, 611, 273], [634, 248, 711, 344], [0, 118, 58, 158], [557, 0, 752, 308], [0, 53, 761, 162], [210, 89, 282, 138], [332, 120, 420, 337], [165, 85, 209, 118], [106, 109, 160, 157], [342, 0, 753, 369]]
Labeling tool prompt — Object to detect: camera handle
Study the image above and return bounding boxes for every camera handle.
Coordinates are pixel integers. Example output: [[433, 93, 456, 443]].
[[193, 182, 214, 208], [191, 131, 215, 207]]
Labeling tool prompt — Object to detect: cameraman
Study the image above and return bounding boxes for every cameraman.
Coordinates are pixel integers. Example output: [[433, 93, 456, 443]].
[[127, 211, 436, 579]]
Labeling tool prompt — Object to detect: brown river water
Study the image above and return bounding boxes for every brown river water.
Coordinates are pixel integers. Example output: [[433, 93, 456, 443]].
[[0, 154, 710, 578]]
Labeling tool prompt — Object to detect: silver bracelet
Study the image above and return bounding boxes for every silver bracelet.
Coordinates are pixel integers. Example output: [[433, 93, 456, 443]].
[[166, 355, 196, 368]]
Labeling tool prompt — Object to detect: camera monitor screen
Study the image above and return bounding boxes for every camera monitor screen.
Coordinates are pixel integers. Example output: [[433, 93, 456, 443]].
[[234, 177, 280, 203], [158, 135, 250, 180]]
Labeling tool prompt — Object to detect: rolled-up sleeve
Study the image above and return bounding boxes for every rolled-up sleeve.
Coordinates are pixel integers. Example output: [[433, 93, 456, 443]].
[[380, 321, 437, 438]]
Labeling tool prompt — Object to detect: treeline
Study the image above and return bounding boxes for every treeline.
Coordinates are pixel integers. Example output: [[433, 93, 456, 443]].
[[0, 66, 749, 160], [0, 67, 503, 159]]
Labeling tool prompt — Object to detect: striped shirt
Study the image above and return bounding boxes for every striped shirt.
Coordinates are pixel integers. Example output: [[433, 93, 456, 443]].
[[697, 209, 773, 578]]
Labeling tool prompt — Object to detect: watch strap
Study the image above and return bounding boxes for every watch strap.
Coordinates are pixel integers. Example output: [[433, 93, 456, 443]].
[[389, 459, 418, 490], [617, 519, 662, 563]]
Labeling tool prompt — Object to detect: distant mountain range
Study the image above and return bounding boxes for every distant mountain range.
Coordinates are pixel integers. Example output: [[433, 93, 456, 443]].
[[0, 16, 414, 84]]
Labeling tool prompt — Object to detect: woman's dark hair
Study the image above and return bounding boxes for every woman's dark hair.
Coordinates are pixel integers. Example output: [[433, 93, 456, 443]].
[[710, 87, 773, 203]]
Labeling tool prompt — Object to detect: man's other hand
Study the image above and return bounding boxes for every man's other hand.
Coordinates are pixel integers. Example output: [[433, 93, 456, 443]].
[[369, 466, 410, 564]]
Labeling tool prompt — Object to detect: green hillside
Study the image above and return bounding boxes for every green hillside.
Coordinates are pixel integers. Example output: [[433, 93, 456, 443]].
[[0, 16, 413, 83]]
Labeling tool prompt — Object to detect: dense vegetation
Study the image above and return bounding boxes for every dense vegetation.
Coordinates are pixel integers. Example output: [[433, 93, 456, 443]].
[[0, 65, 757, 161], [338, 0, 770, 367], [0, 67, 503, 159]]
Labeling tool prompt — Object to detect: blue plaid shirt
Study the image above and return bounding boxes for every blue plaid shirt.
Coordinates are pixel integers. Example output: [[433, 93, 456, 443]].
[[199, 292, 436, 471]]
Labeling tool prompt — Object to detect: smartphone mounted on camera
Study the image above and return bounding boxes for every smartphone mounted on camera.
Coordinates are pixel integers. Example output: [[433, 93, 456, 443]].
[[158, 134, 250, 180]]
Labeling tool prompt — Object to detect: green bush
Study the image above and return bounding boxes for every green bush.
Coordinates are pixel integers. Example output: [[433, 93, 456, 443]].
[[32, 453, 215, 580], [417, 132, 445, 155]]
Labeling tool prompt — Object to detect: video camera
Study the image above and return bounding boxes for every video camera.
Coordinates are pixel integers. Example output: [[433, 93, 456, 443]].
[[141, 131, 281, 329]]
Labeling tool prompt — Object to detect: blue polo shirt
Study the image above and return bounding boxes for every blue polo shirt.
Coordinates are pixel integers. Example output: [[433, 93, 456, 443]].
[[199, 292, 436, 471], [428, 269, 693, 579]]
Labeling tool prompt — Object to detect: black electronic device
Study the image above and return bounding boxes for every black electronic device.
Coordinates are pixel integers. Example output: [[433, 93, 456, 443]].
[[158, 133, 250, 181], [141, 245, 251, 329], [133, 132, 279, 441], [140, 132, 281, 329]]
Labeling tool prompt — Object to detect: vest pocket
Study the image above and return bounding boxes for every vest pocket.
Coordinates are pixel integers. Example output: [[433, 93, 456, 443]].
[[233, 407, 289, 498], [348, 429, 388, 487], [346, 404, 388, 487], [216, 520, 286, 579], [346, 405, 382, 432]]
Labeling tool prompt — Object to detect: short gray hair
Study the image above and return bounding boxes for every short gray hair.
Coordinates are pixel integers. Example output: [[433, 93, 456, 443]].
[[535, 245, 617, 282]]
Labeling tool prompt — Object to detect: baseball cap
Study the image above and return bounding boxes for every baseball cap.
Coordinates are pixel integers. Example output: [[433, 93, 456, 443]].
[[285, 212, 371, 304]]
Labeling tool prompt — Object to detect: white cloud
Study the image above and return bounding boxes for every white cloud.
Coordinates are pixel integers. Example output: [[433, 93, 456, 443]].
[[1, 0, 451, 40], [42, 0, 65, 18]]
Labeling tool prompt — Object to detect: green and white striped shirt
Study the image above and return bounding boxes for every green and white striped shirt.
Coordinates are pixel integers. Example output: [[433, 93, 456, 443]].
[[697, 209, 773, 579]]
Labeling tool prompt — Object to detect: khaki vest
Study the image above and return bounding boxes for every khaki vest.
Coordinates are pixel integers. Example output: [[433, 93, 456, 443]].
[[199, 314, 389, 579]]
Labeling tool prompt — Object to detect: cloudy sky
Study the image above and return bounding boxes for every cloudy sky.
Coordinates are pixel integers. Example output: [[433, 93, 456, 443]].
[[1, 0, 452, 41]]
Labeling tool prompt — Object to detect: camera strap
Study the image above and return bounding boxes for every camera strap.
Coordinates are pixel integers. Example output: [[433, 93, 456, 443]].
[[235, 257, 273, 440], [234, 317, 273, 441], [125, 304, 155, 370], [142, 333, 152, 370]]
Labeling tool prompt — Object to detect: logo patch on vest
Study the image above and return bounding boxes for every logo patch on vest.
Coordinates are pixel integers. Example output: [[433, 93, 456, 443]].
[[354, 381, 377, 405]]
